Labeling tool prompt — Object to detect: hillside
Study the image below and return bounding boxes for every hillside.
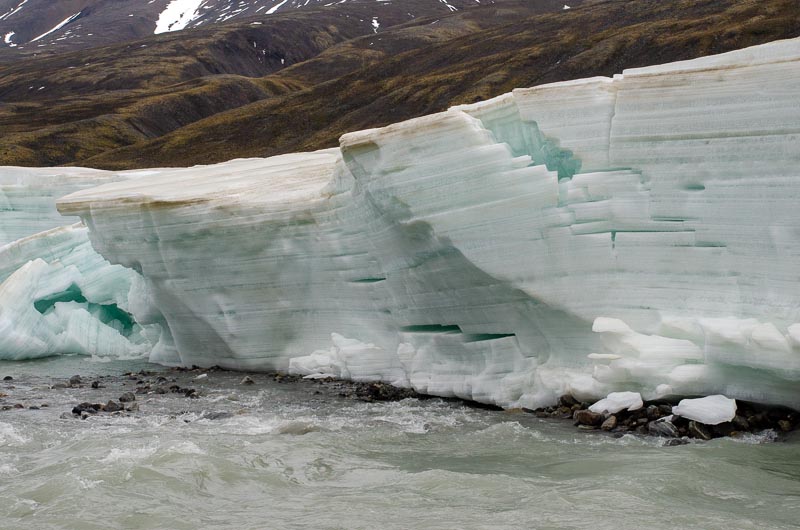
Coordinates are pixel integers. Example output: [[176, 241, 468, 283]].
[[0, 0, 484, 61], [0, 0, 798, 168]]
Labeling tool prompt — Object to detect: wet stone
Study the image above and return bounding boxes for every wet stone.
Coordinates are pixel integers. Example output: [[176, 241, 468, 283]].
[[558, 394, 579, 408], [105, 400, 122, 413], [712, 422, 735, 437], [91, 381, 103, 389], [202, 412, 234, 420], [119, 392, 136, 403], [648, 419, 679, 438], [779, 420, 793, 432], [732, 415, 750, 431], [3, 376, 12, 381], [688, 421, 713, 441], [574, 410, 604, 426], [72, 402, 101, 415], [69, 375, 82, 387], [601, 415, 617, 431]]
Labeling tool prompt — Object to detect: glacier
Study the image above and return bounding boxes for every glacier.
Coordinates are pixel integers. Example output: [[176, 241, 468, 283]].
[[3, 37, 800, 409]]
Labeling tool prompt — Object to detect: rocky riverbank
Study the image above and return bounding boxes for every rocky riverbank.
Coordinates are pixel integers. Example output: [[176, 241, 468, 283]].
[[0, 365, 424, 422], [1, 365, 796, 443], [527, 394, 799, 443]]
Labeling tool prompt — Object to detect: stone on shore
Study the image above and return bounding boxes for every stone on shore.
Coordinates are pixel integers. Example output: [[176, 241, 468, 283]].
[[574, 409, 604, 426], [601, 415, 618, 431]]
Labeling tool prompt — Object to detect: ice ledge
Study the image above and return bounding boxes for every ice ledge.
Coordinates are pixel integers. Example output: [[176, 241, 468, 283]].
[[48, 37, 800, 409]]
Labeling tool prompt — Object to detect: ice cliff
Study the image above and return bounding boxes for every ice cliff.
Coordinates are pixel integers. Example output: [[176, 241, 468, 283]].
[[4, 37, 800, 408]]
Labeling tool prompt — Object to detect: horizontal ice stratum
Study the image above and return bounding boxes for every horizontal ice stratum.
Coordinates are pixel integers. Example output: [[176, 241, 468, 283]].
[[4, 37, 800, 409]]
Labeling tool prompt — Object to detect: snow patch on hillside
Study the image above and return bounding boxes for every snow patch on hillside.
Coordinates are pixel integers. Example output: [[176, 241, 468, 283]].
[[0, 0, 28, 21], [154, 0, 205, 34], [31, 12, 81, 42]]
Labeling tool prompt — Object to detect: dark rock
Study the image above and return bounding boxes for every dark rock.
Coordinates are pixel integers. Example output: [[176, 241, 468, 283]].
[[169, 385, 182, 393], [747, 413, 768, 430], [657, 404, 673, 416], [28, 406, 39, 410], [574, 409, 604, 426], [664, 438, 689, 447], [91, 381, 104, 389], [69, 375, 82, 386], [779, 420, 793, 432], [648, 419, 679, 437], [601, 415, 618, 431], [119, 392, 136, 403], [51, 383, 68, 389], [126, 402, 139, 412], [202, 411, 234, 420], [105, 400, 122, 413], [732, 415, 750, 431], [3, 376, 12, 381], [13, 403, 23, 409], [688, 421, 713, 440], [355, 382, 418, 402], [558, 394, 579, 408], [154, 387, 167, 394], [635, 425, 648, 435], [712, 422, 735, 437], [184, 388, 198, 398], [646, 405, 661, 420], [72, 402, 101, 415], [671, 415, 689, 428]]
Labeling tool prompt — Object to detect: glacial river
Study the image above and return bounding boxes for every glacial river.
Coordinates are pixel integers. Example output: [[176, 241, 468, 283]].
[[1, 356, 798, 530]]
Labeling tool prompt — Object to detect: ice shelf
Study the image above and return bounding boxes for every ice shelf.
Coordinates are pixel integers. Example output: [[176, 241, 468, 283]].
[[5, 37, 800, 409]]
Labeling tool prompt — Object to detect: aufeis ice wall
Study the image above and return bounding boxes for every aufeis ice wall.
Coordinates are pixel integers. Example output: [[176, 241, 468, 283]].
[[56, 38, 800, 408], [0, 168, 174, 360]]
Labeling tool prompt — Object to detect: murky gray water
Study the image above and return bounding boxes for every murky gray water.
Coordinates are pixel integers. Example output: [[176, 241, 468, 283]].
[[1, 356, 798, 530]]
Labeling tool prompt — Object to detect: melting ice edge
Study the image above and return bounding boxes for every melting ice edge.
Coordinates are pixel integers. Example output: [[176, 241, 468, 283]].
[[2, 37, 800, 410]]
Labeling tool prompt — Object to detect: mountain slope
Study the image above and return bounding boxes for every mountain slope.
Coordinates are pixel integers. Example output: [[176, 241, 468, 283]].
[[1, 0, 798, 168], [0, 0, 489, 62]]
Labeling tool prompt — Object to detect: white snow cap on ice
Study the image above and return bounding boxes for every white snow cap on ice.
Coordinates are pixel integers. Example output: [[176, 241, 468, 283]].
[[589, 391, 643, 414], [672, 395, 737, 425]]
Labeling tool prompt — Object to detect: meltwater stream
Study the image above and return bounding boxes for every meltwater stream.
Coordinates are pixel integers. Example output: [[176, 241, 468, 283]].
[[1, 356, 799, 530]]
